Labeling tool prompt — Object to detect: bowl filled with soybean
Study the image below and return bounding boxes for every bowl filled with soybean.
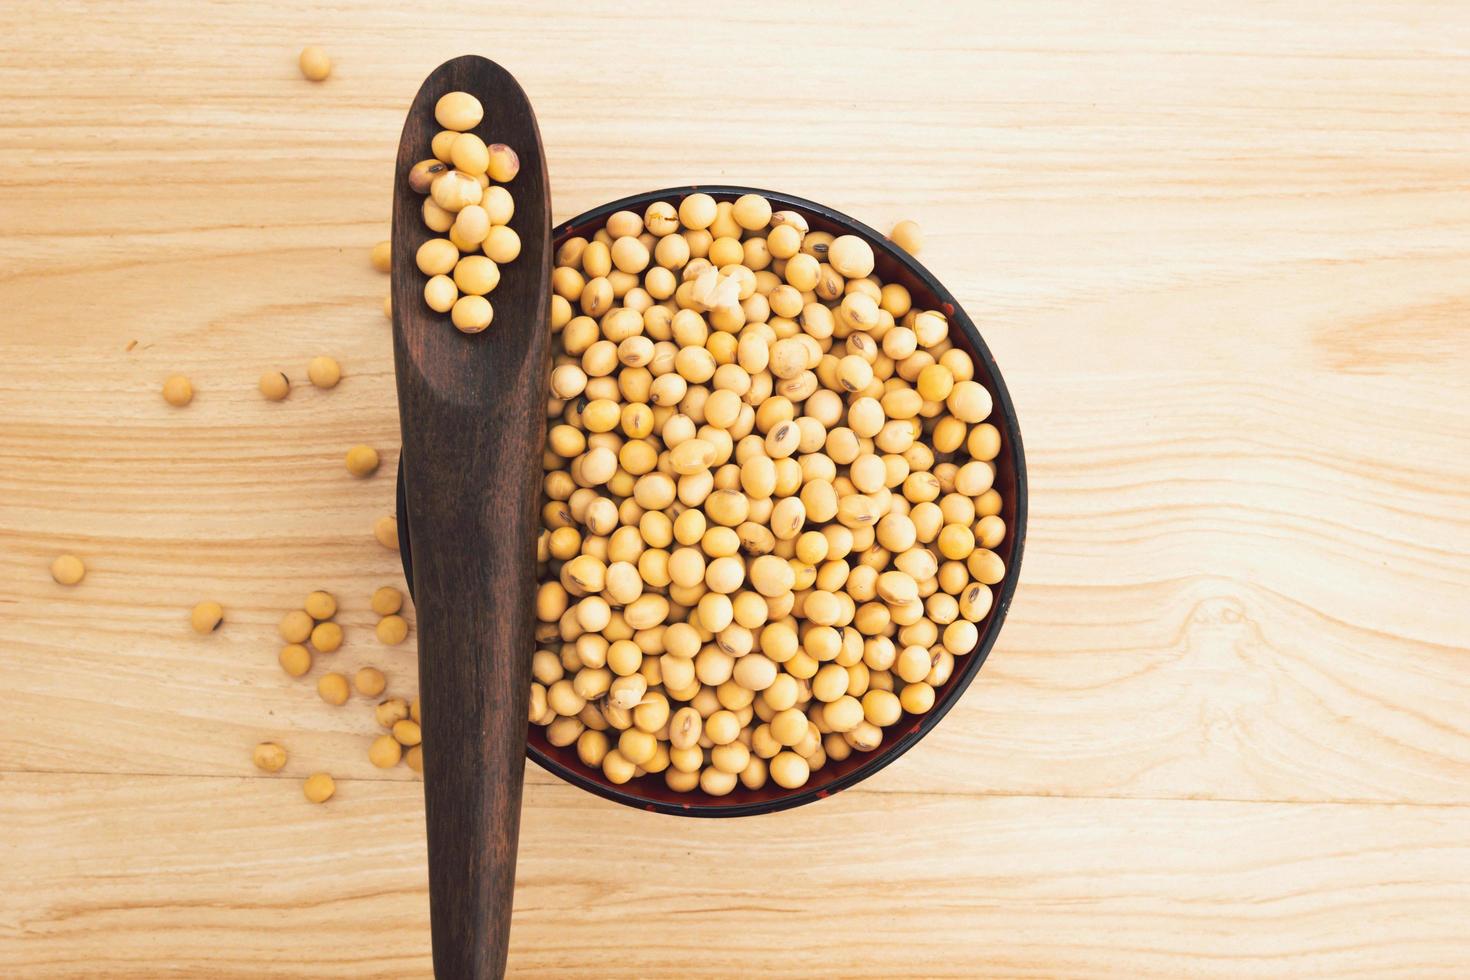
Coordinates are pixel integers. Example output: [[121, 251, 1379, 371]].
[[399, 185, 1026, 816]]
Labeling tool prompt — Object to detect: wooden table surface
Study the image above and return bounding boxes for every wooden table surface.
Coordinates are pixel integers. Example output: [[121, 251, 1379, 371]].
[[3, 1, 1469, 976]]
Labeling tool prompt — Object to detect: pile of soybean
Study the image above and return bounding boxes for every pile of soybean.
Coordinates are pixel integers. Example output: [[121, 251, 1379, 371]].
[[533, 193, 1006, 796], [406, 91, 523, 334]]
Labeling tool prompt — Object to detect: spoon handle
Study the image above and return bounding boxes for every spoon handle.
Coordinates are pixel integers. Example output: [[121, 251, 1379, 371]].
[[404, 426, 541, 979]]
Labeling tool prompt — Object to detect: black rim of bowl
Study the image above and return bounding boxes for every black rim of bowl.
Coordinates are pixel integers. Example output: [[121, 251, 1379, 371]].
[[397, 184, 1028, 817]]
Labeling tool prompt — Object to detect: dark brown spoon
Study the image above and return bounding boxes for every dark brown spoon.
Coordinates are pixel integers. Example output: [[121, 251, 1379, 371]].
[[390, 55, 550, 980]]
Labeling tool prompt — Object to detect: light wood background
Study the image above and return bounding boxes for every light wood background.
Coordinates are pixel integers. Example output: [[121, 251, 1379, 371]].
[[3, 1, 1469, 976]]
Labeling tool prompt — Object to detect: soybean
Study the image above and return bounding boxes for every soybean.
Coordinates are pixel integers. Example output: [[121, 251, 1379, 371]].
[[298, 47, 331, 81], [355, 667, 387, 697], [345, 445, 380, 477], [317, 672, 350, 706], [371, 586, 404, 616], [303, 772, 335, 803], [307, 356, 341, 389], [190, 601, 223, 633], [50, 554, 86, 586], [253, 742, 288, 772], [375, 613, 408, 645], [373, 515, 399, 551], [162, 375, 193, 407]]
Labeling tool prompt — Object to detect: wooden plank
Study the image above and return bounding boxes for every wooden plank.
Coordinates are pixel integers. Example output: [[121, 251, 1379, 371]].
[[6, 527, 1470, 804], [2, 774, 1467, 978], [2, 0, 1470, 975], [1, 0, 1468, 807], [7, 326, 1470, 802]]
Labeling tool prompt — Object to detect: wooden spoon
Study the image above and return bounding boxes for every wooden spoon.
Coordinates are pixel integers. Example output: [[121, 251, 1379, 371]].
[[390, 55, 550, 980]]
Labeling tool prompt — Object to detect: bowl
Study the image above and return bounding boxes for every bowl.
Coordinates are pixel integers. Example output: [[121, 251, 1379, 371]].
[[397, 185, 1027, 816]]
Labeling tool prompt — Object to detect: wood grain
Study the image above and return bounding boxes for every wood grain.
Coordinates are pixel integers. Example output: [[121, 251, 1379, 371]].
[[2, 0, 1469, 975], [3, 774, 1468, 979]]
